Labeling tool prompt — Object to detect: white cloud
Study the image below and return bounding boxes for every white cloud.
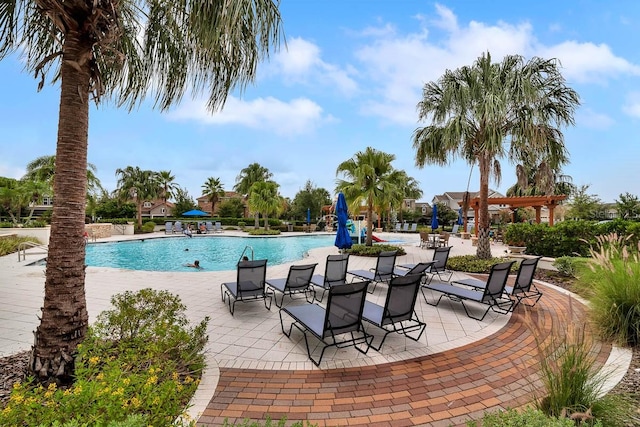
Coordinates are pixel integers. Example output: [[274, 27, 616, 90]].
[[576, 108, 615, 129], [0, 164, 25, 180], [168, 95, 330, 136], [272, 37, 358, 95], [622, 92, 640, 118], [537, 41, 640, 84]]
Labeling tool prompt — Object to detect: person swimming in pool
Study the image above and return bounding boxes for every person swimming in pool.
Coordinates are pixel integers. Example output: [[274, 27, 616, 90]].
[[185, 260, 202, 269]]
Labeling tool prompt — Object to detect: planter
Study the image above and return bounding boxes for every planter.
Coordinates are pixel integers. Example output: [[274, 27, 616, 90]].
[[508, 246, 527, 254], [460, 232, 471, 240]]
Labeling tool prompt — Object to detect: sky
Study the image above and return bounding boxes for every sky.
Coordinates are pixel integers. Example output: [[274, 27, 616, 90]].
[[1, 0, 640, 204]]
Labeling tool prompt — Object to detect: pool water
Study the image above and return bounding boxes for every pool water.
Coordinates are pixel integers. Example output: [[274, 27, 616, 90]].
[[85, 235, 335, 272]]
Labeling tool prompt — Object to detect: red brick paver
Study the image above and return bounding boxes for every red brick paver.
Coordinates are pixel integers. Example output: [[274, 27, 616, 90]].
[[197, 284, 610, 426]]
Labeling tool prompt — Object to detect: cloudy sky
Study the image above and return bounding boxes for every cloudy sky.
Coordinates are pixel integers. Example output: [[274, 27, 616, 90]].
[[1, 0, 639, 203]]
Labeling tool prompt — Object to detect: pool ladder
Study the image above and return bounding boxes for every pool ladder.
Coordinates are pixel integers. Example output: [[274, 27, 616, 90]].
[[238, 245, 254, 263]]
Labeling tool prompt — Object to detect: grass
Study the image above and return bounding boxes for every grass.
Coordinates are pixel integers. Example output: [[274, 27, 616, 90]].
[[0, 235, 41, 257]]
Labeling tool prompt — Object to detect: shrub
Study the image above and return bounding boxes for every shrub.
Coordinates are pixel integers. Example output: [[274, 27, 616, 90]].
[[446, 255, 508, 273], [141, 221, 156, 233], [578, 234, 640, 346], [553, 256, 586, 278], [1, 289, 209, 426], [0, 235, 41, 256], [247, 229, 281, 235], [466, 407, 597, 427], [237, 221, 246, 229], [345, 244, 406, 257]]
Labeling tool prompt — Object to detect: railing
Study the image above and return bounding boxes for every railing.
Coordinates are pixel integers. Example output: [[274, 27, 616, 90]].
[[17, 241, 48, 262], [238, 245, 254, 263]]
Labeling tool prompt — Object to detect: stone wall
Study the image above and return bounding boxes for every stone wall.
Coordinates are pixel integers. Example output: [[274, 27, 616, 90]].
[[85, 223, 113, 239]]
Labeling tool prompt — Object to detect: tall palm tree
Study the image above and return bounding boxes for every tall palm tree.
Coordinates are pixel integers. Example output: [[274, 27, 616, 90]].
[[23, 154, 104, 196], [507, 154, 575, 197], [115, 166, 159, 229], [0, 1, 282, 382], [201, 177, 225, 217], [336, 147, 403, 246], [234, 163, 273, 227], [413, 52, 579, 259], [248, 181, 282, 228], [156, 170, 177, 218]]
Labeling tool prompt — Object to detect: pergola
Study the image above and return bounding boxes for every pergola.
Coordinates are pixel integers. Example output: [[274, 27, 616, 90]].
[[465, 195, 567, 229]]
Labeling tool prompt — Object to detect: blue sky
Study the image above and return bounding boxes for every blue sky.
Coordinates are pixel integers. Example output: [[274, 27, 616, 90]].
[[1, 0, 639, 203]]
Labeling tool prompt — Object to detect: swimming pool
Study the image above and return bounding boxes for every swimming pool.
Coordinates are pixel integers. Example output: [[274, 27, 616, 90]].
[[85, 235, 335, 272]]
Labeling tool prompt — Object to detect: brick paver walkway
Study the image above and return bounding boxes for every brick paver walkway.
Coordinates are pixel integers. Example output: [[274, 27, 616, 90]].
[[197, 283, 610, 426]]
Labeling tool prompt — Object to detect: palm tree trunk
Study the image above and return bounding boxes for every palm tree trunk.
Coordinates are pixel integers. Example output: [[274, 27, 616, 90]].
[[31, 31, 90, 383], [366, 203, 373, 246], [476, 154, 493, 259]]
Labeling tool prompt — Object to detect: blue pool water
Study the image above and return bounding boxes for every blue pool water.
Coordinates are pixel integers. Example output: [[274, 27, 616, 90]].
[[85, 235, 335, 272]]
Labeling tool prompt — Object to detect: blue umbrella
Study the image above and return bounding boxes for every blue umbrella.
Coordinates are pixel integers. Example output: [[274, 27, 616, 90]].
[[457, 207, 464, 225], [334, 192, 352, 250], [431, 203, 439, 231], [182, 209, 209, 217]]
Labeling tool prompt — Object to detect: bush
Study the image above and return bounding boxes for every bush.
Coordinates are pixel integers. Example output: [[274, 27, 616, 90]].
[[0, 235, 41, 256], [345, 244, 406, 257], [1, 289, 209, 426], [141, 221, 156, 233], [237, 221, 246, 229], [446, 255, 509, 273], [467, 407, 597, 427], [577, 234, 640, 346], [247, 229, 281, 235], [553, 256, 585, 278]]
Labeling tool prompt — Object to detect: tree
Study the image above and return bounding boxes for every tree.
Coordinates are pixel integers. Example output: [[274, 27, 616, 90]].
[[615, 192, 639, 220], [0, 178, 28, 224], [115, 166, 159, 229], [248, 181, 282, 228], [217, 198, 246, 218], [23, 155, 104, 197], [201, 177, 226, 217], [506, 151, 575, 197], [336, 147, 403, 246], [413, 52, 579, 259], [390, 171, 422, 228], [234, 163, 273, 228], [290, 180, 331, 222], [157, 171, 178, 218], [567, 185, 602, 220], [172, 187, 198, 218], [0, 0, 282, 382]]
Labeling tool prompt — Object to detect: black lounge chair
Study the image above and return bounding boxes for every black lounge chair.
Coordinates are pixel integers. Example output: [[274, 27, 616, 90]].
[[265, 263, 318, 308], [279, 281, 373, 366], [397, 246, 453, 285], [452, 257, 543, 310], [393, 261, 435, 282], [221, 259, 271, 315], [422, 260, 516, 321], [363, 274, 426, 351], [310, 254, 349, 301], [348, 250, 397, 293]]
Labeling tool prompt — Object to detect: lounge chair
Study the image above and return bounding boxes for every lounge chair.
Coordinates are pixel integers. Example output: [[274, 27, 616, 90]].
[[362, 274, 426, 350], [214, 221, 223, 233], [265, 263, 318, 307], [408, 223, 417, 233], [395, 223, 402, 232], [206, 221, 213, 233], [279, 281, 373, 366], [348, 250, 397, 293], [174, 221, 183, 234], [451, 224, 460, 236], [221, 259, 271, 315], [452, 256, 543, 309], [400, 246, 453, 285], [401, 223, 409, 233], [422, 261, 515, 321], [310, 254, 350, 302], [393, 261, 435, 281], [165, 221, 173, 234]]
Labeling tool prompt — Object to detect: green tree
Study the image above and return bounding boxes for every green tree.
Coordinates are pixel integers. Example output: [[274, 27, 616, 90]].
[[234, 163, 273, 228], [0, 178, 28, 223], [248, 181, 282, 228], [201, 177, 225, 217], [290, 180, 331, 222], [567, 185, 602, 220], [506, 152, 575, 197], [615, 192, 639, 220], [435, 202, 458, 227], [115, 166, 159, 229], [172, 187, 198, 218], [217, 198, 246, 218], [156, 170, 178, 218], [94, 192, 136, 219], [413, 52, 579, 259], [0, 0, 282, 382], [336, 147, 403, 246], [390, 171, 422, 228]]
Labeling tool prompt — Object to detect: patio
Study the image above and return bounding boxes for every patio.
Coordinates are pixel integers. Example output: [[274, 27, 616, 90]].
[[0, 231, 631, 426]]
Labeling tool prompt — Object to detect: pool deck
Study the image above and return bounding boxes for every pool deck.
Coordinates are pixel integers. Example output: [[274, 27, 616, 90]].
[[0, 230, 632, 426]]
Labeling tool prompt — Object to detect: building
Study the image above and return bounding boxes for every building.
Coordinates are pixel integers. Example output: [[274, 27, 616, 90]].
[[432, 190, 507, 222], [141, 200, 174, 218], [197, 191, 247, 216]]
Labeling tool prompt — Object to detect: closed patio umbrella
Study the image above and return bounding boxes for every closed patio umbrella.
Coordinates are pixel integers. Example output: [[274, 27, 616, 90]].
[[334, 192, 352, 250], [431, 203, 439, 232]]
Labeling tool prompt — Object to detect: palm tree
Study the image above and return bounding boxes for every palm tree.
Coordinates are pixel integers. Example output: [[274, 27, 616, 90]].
[[336, 147, 403, 246], [234, 163, 273, 227], [507, 154, 576, 197], [115, 166, 159, 229], [0, 1, 282, 382], [23, 154, 104, 197], [248, 181, 282, 228], [201, 177, 225, 217], [157, 170, 178, 218], [391, 171, 422, 229], [412, 52, 579, 259]]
